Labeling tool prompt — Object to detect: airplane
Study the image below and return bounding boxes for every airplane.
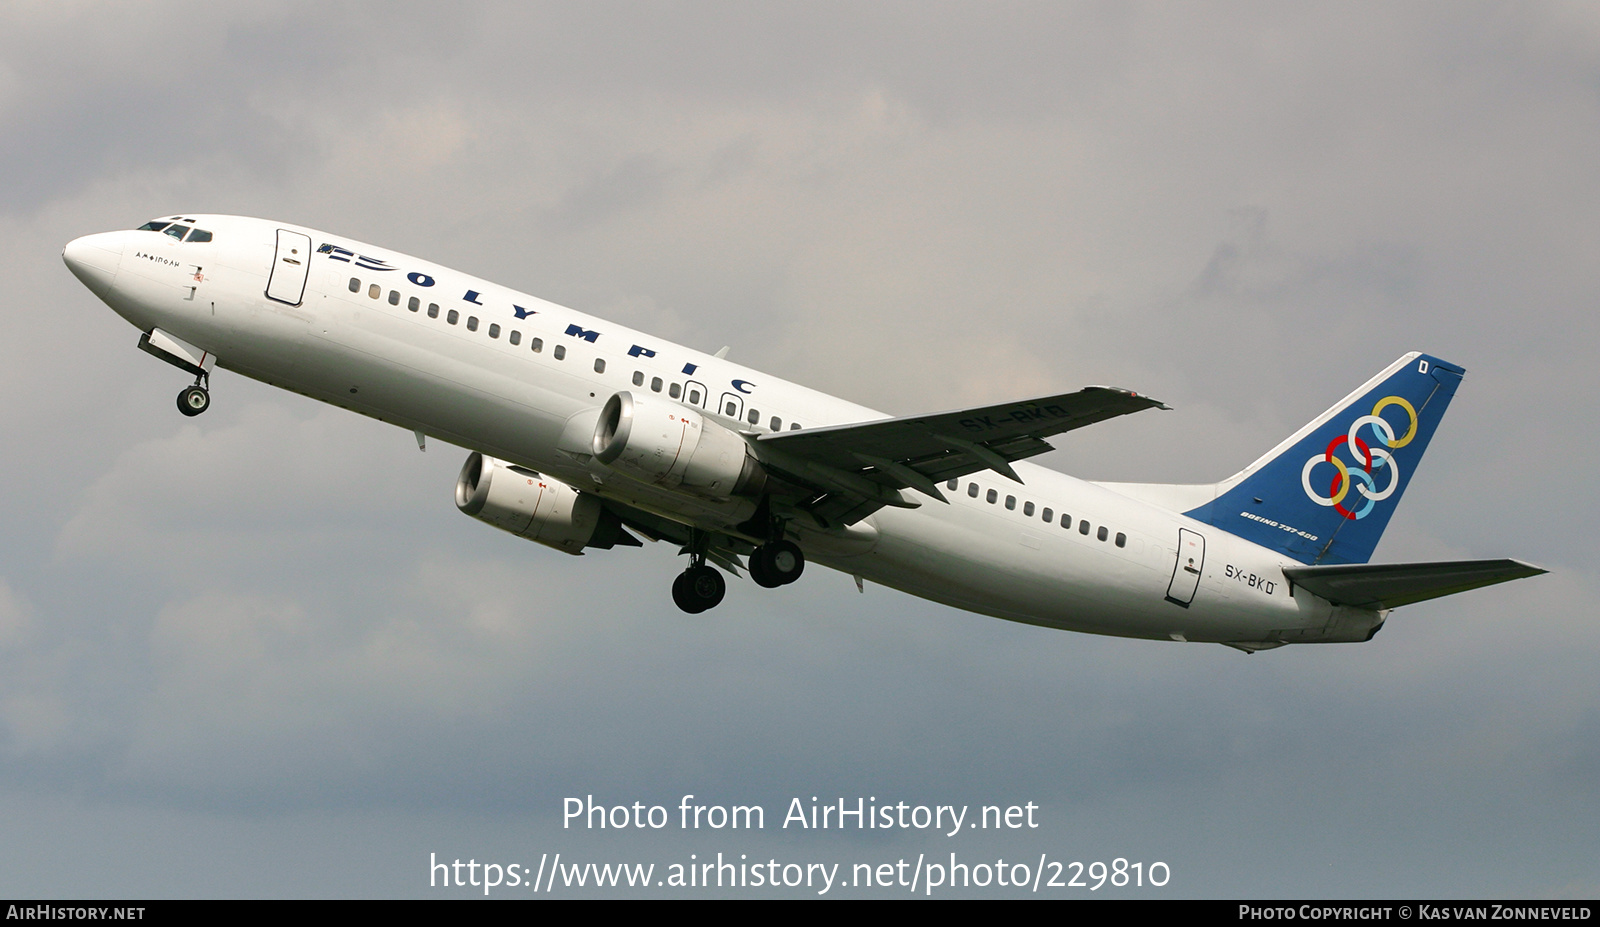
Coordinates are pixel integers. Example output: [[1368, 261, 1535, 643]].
[[62, 215, 1545, 652]]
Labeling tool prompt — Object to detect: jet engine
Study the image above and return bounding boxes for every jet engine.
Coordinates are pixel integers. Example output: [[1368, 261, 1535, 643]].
[[455, 452, 636, 555], [591, 391, 766, 499]]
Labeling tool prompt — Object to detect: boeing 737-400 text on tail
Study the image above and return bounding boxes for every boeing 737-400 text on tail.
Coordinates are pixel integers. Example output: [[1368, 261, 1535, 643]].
[[63, 215, 1544, 651]]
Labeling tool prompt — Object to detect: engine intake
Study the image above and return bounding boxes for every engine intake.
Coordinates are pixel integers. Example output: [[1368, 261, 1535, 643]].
[[592, 391, 765, 499]]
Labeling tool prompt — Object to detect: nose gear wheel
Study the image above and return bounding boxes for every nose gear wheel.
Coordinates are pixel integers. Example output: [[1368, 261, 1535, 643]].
[[177, 372, 211, 417]]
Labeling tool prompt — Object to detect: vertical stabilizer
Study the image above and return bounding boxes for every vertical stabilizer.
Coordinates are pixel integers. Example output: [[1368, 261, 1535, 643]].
[[1184, 353, 1464, 565]]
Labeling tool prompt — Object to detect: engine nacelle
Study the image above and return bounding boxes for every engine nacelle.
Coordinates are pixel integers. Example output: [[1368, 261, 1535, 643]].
[[455, 452, 634, 555], [591, 391, 766, 499]]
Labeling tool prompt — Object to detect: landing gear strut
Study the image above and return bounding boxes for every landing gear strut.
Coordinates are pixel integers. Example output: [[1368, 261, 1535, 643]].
[[177, 372, 210, 417]]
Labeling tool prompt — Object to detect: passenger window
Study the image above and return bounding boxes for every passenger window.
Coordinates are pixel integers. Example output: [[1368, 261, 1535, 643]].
[[1061, 514, 1072, 529], [986, 489, 998, 504], [1024, 501, 1034, 516], [947, 480, 959, 491], [348, 278, 360, 293], [427, 303, 439, 319], [388, 290, 400, 306], [554, 345, 566, 360], [531, 338, 543, 353], [489, 323, 500, 338], [408, 296, 419, 311], [1115, 532, 1126, 548], [1005, 495, 1016, 510], [1079, 520, 1090, 535], [594, 358, 605, 373], [968, 483, 979, 498], [369, 284, 380, 299], [1097, 526, 1108, 542], [509, 330, 521, 345], [688, 388, 701, 404], [725, 401, 737, 416], [770, 416, 781, 430], [632, 371, 644, 387], [466, 316, 478, 331], [1042, 507, 1053, 523], [747, 409, 759, 424], [447, 309, 459, 325], [670, 383, 681, 399], [791, 423, 801, 430], [652, 377, 663, 393]]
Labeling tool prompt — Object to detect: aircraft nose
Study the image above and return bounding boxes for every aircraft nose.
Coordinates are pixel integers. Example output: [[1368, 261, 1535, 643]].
[[63, 232, 123, 295]]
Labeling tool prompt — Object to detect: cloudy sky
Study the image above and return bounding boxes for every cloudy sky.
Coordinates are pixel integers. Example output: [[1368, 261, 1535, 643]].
[[2, 1, 1595, 898]]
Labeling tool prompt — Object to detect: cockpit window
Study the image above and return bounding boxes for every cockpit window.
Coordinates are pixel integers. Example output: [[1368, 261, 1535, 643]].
[[136, 220, 213, 242]]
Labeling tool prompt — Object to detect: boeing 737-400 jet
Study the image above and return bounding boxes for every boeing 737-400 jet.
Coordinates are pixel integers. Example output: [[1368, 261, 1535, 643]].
[[62, 215, 1544, 651]]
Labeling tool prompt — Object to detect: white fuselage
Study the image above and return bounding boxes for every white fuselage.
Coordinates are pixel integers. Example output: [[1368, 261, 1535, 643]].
[[65, 216, 1381, 647]]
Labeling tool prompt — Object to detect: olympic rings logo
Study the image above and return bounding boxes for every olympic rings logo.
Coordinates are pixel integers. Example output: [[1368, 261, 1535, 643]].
[[1300, 395, 1419, 520]]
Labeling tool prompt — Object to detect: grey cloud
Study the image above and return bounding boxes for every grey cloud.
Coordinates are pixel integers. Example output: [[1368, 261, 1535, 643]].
[[0, 1, 1593, 897]]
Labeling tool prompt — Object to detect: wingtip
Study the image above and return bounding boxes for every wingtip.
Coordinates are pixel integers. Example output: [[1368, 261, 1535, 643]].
[[1089, 385, 1171, 411]]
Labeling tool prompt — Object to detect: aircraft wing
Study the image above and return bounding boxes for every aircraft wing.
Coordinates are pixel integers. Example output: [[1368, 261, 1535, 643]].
[[755, 386, 1167, 527], [1281, 559, 1548, 610]]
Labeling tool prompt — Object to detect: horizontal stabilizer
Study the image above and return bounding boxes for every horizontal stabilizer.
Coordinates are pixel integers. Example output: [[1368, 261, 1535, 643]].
[[1282, 559, 1547, 610]]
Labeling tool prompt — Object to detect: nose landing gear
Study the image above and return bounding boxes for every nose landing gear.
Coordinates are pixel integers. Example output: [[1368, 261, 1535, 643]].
[[137, 330, 217, 417], [177, 372, 211, 417]]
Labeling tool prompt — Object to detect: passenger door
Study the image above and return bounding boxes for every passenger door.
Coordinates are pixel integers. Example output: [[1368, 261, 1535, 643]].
[[266, 229, 312, 306]]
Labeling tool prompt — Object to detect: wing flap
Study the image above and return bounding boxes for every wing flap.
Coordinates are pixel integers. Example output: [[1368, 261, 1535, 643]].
[[1282, 559, 1547, 610]]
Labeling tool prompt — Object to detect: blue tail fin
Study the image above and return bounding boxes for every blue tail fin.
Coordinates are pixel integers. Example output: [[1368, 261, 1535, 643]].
[[1184, 353, 1464, 565]]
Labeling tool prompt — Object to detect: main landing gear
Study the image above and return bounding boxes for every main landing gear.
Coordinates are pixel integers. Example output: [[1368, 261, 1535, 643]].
[[748, 539, 805, 588], [672, 563, 726, 614], [673, 529, 728, 614], [177, 372, 210, 417], [671, 531, 807, 614]]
